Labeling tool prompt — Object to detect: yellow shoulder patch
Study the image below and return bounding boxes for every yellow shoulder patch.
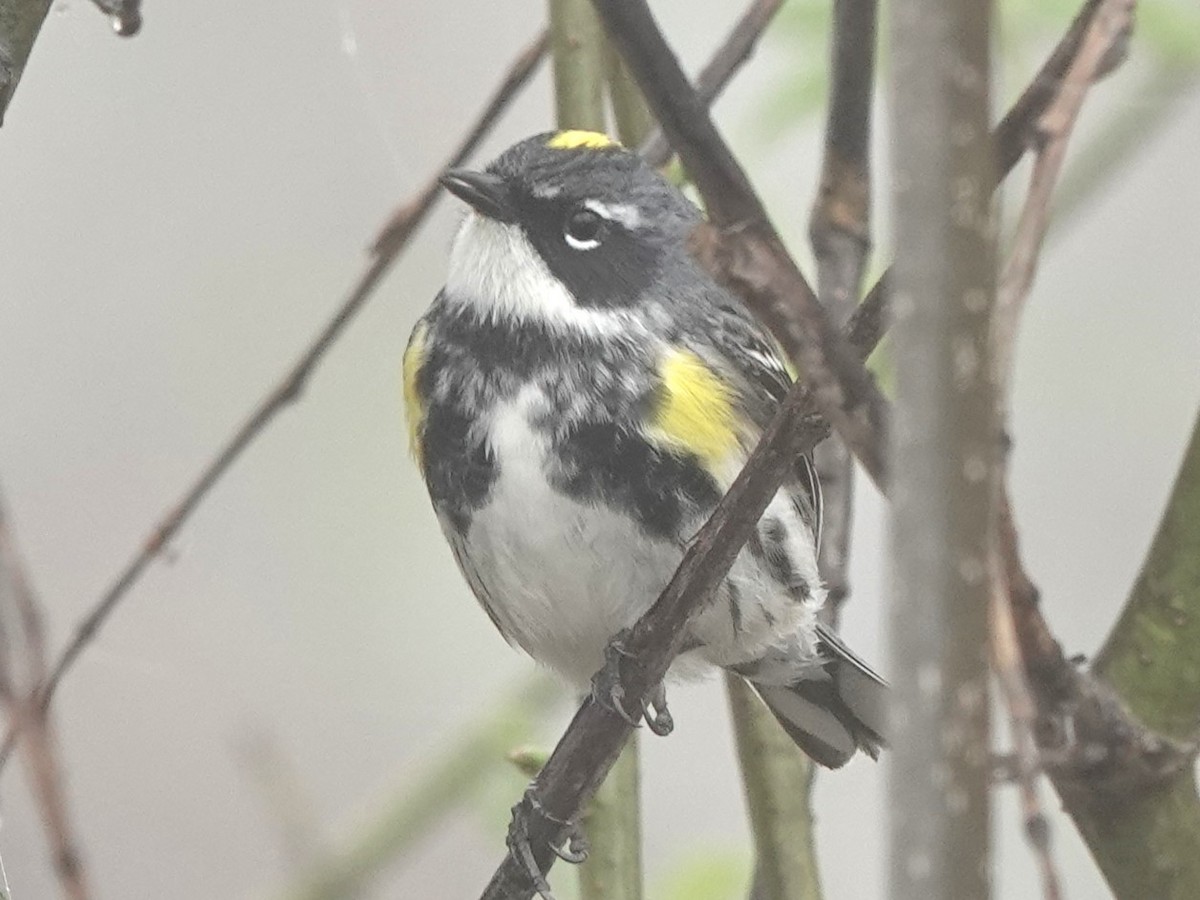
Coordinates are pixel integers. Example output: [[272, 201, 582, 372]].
[[402, 323, 427, 465], [546, 130, 620, 151], [651, 349, 741, 468]]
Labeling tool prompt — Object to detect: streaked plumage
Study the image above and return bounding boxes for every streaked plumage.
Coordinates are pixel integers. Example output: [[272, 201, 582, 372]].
[[404, 131, 885, 767]]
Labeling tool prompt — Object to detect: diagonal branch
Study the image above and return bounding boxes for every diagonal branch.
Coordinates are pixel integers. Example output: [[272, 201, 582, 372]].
[[855, 0, 1117, 351], [0, 27, 551, 775], [639, 0, 783, 169], [0, 0, 53, 125], [479, 320, 887, 900]]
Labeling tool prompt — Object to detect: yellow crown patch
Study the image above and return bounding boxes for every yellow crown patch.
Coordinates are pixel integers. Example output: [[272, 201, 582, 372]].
[[545, 130, 620, 151]]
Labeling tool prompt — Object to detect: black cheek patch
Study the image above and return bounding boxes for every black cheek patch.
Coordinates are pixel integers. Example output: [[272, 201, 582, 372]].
[[534, 226, 662, 310]]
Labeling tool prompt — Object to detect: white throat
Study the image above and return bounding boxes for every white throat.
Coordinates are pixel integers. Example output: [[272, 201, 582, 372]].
[[444, 213, 627, 334]]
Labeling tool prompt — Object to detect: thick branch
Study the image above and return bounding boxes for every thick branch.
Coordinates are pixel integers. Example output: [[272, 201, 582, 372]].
[[887, 0, 995, 898], [1096, 410, 1200, 740], [549, 0, 606, 132], [0, 0, 52, 125]]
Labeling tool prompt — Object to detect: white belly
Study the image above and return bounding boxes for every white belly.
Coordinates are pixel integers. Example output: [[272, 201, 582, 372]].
[[456, 386, 822, 687], [460, 388, 678, 684]]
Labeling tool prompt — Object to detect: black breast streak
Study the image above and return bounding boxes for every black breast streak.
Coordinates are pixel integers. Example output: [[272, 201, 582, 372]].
[[549, 419, 722, 541], [414, 333, 500, 535]]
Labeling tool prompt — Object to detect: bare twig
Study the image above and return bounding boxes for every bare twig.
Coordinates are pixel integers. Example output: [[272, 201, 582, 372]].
[[856, 0, 1119, 352], [988, 560, 1062, 900], [809, 0, 877, 624], [639, 0, 784, 169], [992, 0, 1137, 762], [0, 28, 550, 775], [994, 0, 1134, 405], [0, 492, 92, 900]]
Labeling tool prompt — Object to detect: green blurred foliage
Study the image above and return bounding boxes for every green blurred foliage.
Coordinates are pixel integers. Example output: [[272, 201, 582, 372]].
[[653, 847, 754, 900]]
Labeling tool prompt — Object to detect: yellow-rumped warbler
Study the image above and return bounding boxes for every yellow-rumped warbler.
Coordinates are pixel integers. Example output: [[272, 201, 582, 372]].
[[403, 130, 885, 768]]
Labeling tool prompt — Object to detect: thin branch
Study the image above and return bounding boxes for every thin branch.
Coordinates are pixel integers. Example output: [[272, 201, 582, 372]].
[[994, 0, 1133, 406], [809, 0, 877, 624], [985, 6, 1135, 896], [0, 492, 92, 900], [856, 0, 1120, 350], [0, 27, 550, 776], [640, 0, 784, 169], [988, 560, 1062, 900], [595, 0, 891, 487], [984, 1, 1200, 897], [993, 0, 1137, 691]]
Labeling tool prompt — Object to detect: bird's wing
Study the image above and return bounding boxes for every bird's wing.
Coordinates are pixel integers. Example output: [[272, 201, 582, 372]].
[[676, 297, 822, 539]]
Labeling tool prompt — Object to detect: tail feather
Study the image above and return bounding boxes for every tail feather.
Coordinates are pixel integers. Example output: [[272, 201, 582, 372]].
[[752, 624, 888, 769]]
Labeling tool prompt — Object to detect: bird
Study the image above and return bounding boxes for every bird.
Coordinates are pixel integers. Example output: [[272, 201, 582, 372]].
[[402, 129, 886, 772]]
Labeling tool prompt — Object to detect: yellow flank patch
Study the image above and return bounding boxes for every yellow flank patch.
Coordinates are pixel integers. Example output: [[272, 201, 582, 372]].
[[402, 323, 427, 465], [546, 130, 620, 151], [653, 349, 740, 467]]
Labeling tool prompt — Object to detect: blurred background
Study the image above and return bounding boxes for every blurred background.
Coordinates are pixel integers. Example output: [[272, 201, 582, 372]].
[[0, 0, 1197, 897]]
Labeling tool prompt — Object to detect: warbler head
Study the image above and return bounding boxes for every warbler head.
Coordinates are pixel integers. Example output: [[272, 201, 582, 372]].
[[438, 131, 701, 326]]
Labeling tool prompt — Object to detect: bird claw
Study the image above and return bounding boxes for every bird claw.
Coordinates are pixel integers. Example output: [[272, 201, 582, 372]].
[[643, 682, 674, 736], [506, 789, 589, 900], [590, 629, 674, 736]]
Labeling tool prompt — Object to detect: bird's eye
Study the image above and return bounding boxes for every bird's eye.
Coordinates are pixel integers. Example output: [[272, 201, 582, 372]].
[[564, 207, 604, 250]]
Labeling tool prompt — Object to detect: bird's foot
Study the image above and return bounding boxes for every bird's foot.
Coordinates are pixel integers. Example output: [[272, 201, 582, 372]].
[[590, 628, 674, 736], [507, 789, 589, 900]]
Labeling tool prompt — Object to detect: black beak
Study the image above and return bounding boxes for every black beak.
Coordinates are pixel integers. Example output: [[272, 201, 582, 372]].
[[439, 168, 515, 222]]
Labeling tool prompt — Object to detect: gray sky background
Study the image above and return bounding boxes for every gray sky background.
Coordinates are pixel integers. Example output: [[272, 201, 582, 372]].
[[1, 1, 1197, 898]]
